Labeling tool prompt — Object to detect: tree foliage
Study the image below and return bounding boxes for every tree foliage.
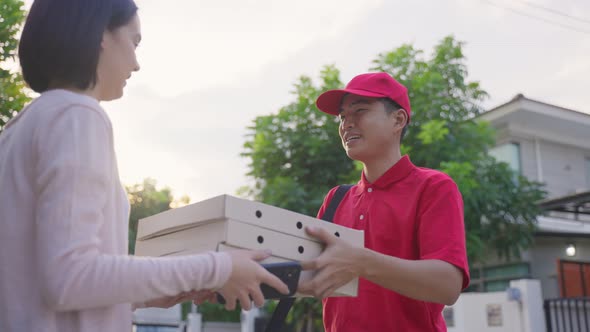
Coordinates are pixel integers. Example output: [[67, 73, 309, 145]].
[[127, 178, 189, 254], [370, 36, 546, 260], [0, 0, 30, 132], [241, 36, 546, 330], [243, 35, 546, 264], [239, 66, 353, 217], [126, 178, 240, 321]]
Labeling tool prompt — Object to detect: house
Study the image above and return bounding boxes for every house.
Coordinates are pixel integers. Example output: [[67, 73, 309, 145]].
[[472, 94, 590, 299]]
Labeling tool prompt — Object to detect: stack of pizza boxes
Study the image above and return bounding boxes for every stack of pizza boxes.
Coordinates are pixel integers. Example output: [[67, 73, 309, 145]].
[[135, 194, 364, 297]]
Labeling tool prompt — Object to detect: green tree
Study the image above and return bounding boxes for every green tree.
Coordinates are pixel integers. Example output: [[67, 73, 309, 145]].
[[127, 178, 190, 254], [127, 178, 240, 321], [239, 65, 352, 217], [127, 178, 173, 255], [369, 36, 546, 261], [0, 0, 30, 132], [240, 66, 346, 331], [194, 302, 242, 323], [241, 36, 545, 330]]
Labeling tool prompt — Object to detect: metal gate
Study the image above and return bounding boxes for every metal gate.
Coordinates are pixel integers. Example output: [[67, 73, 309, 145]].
[[544, 298, 590, 332], [544, 260, 590, 331]]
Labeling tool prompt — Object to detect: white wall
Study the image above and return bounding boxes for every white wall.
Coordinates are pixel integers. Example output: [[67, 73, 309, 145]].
[[133, 304, 182, 325], [495, 134, 590, 198], [537, 140, 590, 198], [446, 279, 545, 332], [447, 292, 521, 332]]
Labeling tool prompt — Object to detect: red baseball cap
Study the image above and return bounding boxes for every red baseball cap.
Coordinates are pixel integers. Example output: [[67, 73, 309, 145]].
[[316, 72, 411, 121]]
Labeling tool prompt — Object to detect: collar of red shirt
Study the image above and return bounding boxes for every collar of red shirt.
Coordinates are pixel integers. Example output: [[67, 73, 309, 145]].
[[355, 155, 416, 195]]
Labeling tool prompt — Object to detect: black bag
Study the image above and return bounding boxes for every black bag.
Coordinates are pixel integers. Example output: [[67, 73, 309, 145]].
[[264, 185, 353, 332]]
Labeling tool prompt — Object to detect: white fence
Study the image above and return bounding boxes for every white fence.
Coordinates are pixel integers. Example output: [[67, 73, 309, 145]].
[[446, 279, 546, 332]]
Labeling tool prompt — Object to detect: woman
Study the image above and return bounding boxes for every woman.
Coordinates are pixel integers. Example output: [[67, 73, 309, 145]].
[[0, 1, 287, 331]]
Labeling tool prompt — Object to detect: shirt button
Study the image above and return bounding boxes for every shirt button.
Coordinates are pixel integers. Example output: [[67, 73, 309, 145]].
[[368, 188, 373, 193], [359, 214, 365, 220]]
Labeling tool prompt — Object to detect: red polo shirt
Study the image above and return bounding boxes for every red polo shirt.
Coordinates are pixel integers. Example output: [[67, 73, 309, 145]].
[[317, 156, 470, 332]]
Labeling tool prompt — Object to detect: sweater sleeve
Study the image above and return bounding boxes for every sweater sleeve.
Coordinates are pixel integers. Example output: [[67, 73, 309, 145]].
[[34, 105, 232, 311]]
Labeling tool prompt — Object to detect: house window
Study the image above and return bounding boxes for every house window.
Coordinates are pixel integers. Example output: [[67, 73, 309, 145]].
[[467, 262, 531, 293], [484, 280, 511, 292], [490, 142, 521, 174], [483, 262, 530, 278]]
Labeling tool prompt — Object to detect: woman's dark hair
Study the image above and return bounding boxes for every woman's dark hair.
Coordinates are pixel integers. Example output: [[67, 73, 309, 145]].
[[18, 0, 138, 93]]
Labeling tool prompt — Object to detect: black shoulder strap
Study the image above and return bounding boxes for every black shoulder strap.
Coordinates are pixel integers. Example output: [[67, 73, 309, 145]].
[[264, 297, 295, 332], [320, 184, 353, 223], [264, 185, 353, 332]]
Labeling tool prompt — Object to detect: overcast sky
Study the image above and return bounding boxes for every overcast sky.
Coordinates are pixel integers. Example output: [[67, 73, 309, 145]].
[[22, 0, 590, 202]]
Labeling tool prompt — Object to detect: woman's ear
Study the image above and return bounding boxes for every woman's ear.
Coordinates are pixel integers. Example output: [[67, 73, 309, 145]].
[[100, 30, 112, 50]]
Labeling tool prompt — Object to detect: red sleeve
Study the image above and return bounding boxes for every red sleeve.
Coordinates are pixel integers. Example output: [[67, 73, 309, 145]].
[[417, 174, 470, 290], [316, 186, 340, 219]]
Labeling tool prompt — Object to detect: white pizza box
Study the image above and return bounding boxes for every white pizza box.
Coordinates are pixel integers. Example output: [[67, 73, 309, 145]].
[[135, 194, 364, 297], [135, 219, 326, 261], [135, 219, 359, 296], [136, 194, 362, 245]]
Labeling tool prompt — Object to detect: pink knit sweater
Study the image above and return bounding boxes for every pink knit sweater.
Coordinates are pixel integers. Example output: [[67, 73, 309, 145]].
[[0, 89, 231, 332]]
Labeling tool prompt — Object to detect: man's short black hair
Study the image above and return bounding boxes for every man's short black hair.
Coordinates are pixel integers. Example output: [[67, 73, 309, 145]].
[[18, 0, 138, 93], [380, 98, 409, 140]]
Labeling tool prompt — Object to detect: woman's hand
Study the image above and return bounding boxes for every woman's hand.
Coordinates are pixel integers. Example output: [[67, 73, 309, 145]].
[[217, 250, 289, 310]]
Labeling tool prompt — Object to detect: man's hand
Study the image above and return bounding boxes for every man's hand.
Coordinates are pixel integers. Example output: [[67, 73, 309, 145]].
[[298, 226, 364, 299], [300, 229, 464, 305]]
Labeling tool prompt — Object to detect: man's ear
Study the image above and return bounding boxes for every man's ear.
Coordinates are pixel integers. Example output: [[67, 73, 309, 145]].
[[394, 109, 409, 129]]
